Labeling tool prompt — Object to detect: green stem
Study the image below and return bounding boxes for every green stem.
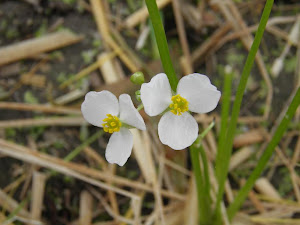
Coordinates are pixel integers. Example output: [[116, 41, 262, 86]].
[[215, 0, 274, 219], [227, 87, 300, 220], [213, 70, 233, 223], [199, 144, 211, 208], [64, 130, 104, 162], [5, 197, 28, 223], [199, 120, 215, 139], [190, 121, 215, 224], [216, 71, 233, 166], [149, 18, 160, 60], [145, 0, 178, 91], [190, 145, 208, 224], [137, 104, 144, 111]]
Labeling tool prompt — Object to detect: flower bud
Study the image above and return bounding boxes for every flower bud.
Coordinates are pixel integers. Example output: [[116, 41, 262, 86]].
[[130, 72, 145, 85]]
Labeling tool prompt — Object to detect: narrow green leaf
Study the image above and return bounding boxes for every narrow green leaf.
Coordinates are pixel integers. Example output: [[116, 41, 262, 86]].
[[215, 70, 233, 178], [227, 87, 300, 220], [213, 69, 233, 223], [145, 0, 178, 91], [190, 145, 210, 224], [215, 0, 274, 219], [5, 197, 28, 222], [199, 144, 211, 208], [190, 121, 215, 224]]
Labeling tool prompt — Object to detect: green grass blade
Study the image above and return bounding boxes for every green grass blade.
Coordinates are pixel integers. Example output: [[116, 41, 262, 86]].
[[190, 145, 211, 224], [215, 0, 274, 217], [215, 70, 233, 179], [199, 144, 211, 207], [149, 18, 160, 59], [227, 87, 300, 220], [190, 121, 215, 224], [213, 70, 233, 223], [145, 0, 178, 91], [64, 130, 104, 162], [5, 197, 28, 222]]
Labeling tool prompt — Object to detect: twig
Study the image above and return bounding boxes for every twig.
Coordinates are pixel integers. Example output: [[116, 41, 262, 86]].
[[0, 144, 138, 200], [0, 102, 81, 115], [172, 0, 193, 74], [124, 0, 172, 28], [90, 0, 139, 73], [98, 52, 123, 84], [183, 176, 198, 225], [132, 129, 157, 184], [0, 117, 86, 128], [30, 172, 47, 224], [255, 177, 281, 200], [0, 139, 185, 201], [229, 147, 254, 171], [79, 191, 93, 225], [88, 187, 136, 224], [0, 31, 82, 66], [191, 24, 231, 64], [233, 129, 266, 148]]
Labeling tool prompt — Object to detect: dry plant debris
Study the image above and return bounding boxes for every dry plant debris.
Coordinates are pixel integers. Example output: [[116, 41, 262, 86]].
[[0, 0, 299, 224]]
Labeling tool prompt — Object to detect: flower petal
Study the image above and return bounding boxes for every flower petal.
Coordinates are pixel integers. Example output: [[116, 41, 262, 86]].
[[158, 112, 198, 150], [81, 91, 119, 127], [119, 94, 146, 130], [105, 128, 133, 166], [140, 73, 172, 116], [177, 73, 221, 113]]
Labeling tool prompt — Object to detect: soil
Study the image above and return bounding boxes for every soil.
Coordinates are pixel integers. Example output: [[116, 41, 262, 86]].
[[0, 0, 299, 224]]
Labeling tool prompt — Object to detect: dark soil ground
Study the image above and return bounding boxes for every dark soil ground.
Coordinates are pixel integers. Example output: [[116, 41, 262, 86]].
[[0, 0, 299, 224]]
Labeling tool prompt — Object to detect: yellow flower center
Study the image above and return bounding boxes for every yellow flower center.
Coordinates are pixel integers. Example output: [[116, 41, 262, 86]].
[[102, 114, 122, 133], [169, 94, 189, 116]]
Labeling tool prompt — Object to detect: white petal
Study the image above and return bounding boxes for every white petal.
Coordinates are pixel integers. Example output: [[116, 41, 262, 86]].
[[81, 91, 119, 127], [140, 73, 172, 116], [105, 128, 133, 166], [158, 112, 198, 150], [177, 73, 221, 113], [119, 94, 146, 130]]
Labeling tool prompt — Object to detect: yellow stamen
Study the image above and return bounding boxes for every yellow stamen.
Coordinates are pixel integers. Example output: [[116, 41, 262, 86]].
[[169, 94, 189, 116], [102, 114, 122, 133]]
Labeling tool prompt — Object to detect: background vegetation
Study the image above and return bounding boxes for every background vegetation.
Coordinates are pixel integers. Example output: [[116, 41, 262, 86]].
[[0, 0, 299, 224]]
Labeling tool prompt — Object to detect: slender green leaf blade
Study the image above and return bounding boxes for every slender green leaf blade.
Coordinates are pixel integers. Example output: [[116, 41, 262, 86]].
[[145, 0, 178, 91], [215, 0, 274, 218], [227, 88, 300, 220]]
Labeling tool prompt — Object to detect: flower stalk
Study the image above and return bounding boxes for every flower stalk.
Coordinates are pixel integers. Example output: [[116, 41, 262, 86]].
[[64, 129, 104, 162], [137, 104, 144, 111], [145, 0, 178, 91], [190, 121, 215, 224]]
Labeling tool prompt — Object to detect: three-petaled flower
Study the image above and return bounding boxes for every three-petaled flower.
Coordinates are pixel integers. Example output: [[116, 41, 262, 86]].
[[81, 91, 146, 166], [140, 73, 221, 150]]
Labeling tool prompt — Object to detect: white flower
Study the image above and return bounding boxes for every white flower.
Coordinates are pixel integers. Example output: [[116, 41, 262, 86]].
[[140, 73, 221, 150], [81, 91, 146, 166]]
